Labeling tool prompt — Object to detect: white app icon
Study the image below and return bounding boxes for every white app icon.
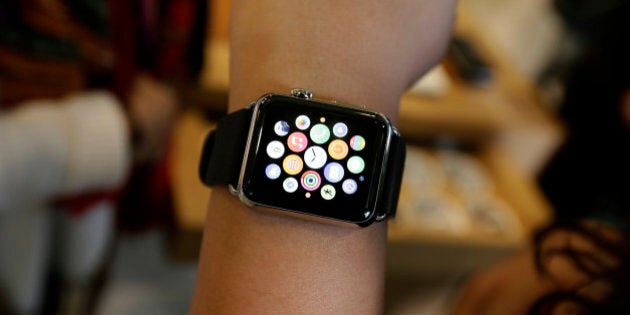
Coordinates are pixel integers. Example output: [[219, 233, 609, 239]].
[[266, 140, 285, 159], [265, 164, 281, 180], [342, 179, 358, 194], [283, 177, 299, 193], [295, 115, 311, 130], [333, 122, 348, 138], [304, 146, 327, 169], [274, 121, 290, 136], [324, 162, 344, 183]]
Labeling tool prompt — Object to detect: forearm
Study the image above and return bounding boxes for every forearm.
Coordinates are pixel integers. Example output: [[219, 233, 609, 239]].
[[228, 0, 456, 118], [190, 1, 456, 314], [192, 188, 387, 314]]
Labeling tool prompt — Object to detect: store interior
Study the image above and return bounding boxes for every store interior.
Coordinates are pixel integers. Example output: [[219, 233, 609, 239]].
[[1, 0, 629, 314]]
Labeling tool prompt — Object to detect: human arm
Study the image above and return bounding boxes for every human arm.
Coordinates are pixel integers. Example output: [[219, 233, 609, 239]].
[[449, 221, 623, 315], [189, 1, 456, 314]]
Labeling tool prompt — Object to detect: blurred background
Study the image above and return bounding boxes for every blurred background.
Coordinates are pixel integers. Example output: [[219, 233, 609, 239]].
[[0, 0, 629, 314]]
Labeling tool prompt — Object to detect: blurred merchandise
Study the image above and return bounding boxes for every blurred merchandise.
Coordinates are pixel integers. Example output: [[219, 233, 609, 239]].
[[396, 146, 523, 241], [446, 36, 493, 86], [407, 65, 451, 98]]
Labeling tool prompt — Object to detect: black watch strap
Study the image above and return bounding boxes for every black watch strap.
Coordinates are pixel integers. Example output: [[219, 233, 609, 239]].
[[199, 108, 405, 220], [376, 132, 405, 220], [199, 108, 253, 188]]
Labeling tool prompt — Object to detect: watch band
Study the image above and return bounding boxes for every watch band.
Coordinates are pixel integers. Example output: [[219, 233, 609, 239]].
[[375, 130, 405, 220], [199, 108, 252, 189], [199, 107, 405, 221]]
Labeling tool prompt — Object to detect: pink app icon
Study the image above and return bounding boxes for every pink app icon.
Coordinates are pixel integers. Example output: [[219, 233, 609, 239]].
[[301, 170, 321, 191], [287, 132, 308, 153]]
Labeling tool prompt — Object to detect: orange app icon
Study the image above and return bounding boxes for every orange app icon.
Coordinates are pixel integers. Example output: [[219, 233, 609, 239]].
[[328, 139, 349, 160], [282, 154, 304, 175]]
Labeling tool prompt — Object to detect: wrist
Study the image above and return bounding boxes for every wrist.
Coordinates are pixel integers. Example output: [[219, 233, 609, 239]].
[[193, 91, 394, 313], [194, 186, 387, 313]]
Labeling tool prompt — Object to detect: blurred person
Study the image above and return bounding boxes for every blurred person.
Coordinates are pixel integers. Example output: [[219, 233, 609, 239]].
[[450, 220, 629, 315], [0, 0, 206, 314], [540, 0, 630, 226], [451, 1, 630, 314]]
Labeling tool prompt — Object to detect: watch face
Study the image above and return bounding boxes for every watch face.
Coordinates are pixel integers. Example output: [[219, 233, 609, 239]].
[[241, 94, 391, 224]]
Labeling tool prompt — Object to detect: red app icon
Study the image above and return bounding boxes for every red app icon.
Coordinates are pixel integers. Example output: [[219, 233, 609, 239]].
[[287, 132, 308, 153]]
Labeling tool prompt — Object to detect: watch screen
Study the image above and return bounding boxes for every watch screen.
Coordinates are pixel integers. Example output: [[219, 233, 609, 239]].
[[241, 94, 390, 223]]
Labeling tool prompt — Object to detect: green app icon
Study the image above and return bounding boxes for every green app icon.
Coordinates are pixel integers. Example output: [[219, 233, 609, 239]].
[[309, 124, 330, 144], [347, 156, 365, 174]]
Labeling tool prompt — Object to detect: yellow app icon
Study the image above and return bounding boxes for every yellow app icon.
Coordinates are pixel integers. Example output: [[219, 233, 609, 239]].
[[283, 154, 303, 175], [328, 139, 349, 160]]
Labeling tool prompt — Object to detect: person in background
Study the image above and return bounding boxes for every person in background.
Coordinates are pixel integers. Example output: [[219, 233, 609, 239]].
[[0, 1, 206, 314], [451, 1, 630, 314]]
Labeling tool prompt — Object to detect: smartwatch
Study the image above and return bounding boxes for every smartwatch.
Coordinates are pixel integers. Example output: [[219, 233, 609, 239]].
[[199, 88, 405, 227]]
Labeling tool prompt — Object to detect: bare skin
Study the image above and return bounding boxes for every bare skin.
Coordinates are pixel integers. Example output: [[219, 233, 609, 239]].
[[450, 222, 621, 315]]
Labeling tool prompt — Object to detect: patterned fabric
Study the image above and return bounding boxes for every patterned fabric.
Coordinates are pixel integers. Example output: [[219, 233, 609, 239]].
[[0, 0, 206, 221]]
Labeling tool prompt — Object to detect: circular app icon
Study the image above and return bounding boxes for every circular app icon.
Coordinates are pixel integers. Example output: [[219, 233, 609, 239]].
[[304, 146, 327, 169], [282, 154, 303, 175], [349, 135, 366, 151], [347, 156, 365, 174], [309, 124, 330, 144], [342, 179, 358, 194], [287, 132, 308, 153], [333, 122, 348, 138], [265, 164, 281, 180], [323, 162, 344, 183], [320, 184, 336, 200], [301, 170, 321, 191], [295, 115, 311, 130], [274, 121, 290, 136], [328, 139, 349, 160], [266, 140, 285, 159], [283, 177, 299, 193]]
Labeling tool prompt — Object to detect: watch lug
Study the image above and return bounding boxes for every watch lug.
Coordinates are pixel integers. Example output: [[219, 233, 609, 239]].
[[375, 213, 388, 222], [228, 184, 238, 195]]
